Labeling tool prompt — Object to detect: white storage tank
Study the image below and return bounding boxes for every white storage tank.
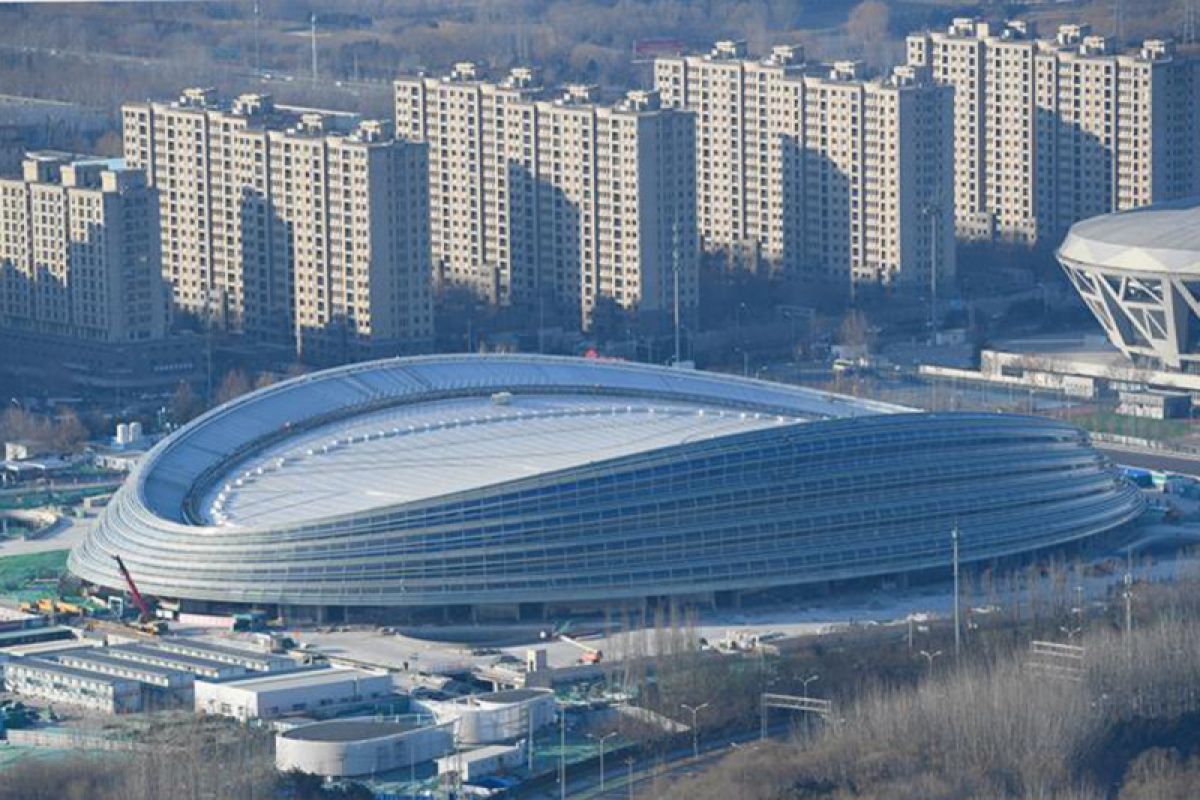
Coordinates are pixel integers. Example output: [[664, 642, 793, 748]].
[[276, 717, 454, 777]]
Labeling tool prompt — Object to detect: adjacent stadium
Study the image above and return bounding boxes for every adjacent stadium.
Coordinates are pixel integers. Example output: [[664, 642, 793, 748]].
[[1059, 197, 1200, 372], [69, 355, 1144, 618]]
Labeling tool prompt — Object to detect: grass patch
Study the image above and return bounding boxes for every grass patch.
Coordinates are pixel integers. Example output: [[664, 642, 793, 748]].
[[0, 550, 69, 597], [1072, 412, 1190, 442]]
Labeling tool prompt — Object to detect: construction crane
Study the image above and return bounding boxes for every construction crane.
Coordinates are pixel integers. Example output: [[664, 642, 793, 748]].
[[111, 555, 168, 635]]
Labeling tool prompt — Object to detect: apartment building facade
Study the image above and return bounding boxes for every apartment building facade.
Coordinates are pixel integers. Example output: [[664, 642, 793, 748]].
[[907, 19, 1200, 244], [655, 44, 955, 293], [395, 67, 697, 328], [0, 151, 165, 345], [122, 90, 432, 361]]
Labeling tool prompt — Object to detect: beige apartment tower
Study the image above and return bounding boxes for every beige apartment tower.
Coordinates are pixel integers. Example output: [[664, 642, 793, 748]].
[[655, 44, 955, 292], [123, 90, 432, 360], [395, 67, 697, 328], [907, 19, 1200, 244], [0, 152, 165, 344]]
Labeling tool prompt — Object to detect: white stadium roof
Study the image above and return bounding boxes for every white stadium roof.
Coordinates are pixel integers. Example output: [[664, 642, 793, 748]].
[[135, 355, 907, 529], [201, 395, 797, 527], [1059, 197, 1200, 275]]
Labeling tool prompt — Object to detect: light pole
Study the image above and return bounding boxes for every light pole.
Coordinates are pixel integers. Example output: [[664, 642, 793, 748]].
[[952, 523, 961, 661], [557, 707, 567, 800], [801, 674, 820, 695], [626, 756, 636, 800], [919, 649, 942, 677], [1060, 624, 1083, 643], [680, 702, 710, 759], [586, 731, 618, 791]]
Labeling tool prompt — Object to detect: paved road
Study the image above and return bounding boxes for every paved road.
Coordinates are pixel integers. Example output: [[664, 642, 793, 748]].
[[0, 515, 87, 557], [1096, 446, 1200, 477]]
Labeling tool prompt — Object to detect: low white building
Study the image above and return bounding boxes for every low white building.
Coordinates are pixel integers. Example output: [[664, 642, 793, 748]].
[[416, 688, 556, 745], [437, 742, 526, 782], [276, 717, 454, 777], [195, 667, 392, 721], [3, 657, 144, 713]]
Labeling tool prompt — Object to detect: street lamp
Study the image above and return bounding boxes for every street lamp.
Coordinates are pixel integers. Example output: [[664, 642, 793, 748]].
[[680, 701, 710, 758], [801, 674, 820, 695], [586, 731, 618, 791], [918, 649, 942, 677]]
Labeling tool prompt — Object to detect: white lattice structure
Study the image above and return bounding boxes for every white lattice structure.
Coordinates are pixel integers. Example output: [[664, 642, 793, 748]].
[[1058, 199, 1200, 372]]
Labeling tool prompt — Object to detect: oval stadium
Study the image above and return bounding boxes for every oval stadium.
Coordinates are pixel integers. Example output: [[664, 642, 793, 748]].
[[68, 355, 1144, 618]]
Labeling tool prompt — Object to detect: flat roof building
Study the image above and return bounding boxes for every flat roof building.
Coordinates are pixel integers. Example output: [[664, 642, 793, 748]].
[[104, 642, 248, 680], [195, 667, 393, 721], [907, 20, 1200, 244], [151, 638, 294, 672], [3, 656, 144, 714], [123, 90, 432, 360]]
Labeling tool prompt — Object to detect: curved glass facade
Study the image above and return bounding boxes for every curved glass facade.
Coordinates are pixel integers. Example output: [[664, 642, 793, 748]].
[[69, 356, 1144, 609]]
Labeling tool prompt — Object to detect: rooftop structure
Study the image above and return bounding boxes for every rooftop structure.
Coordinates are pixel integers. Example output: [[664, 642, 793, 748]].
[[69, 355, 1142, 617]]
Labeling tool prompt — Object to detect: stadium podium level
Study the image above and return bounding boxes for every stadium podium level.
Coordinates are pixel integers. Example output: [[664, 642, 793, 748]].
[[1059, 198, 1200, 372], [69, 355, 1144, 618]]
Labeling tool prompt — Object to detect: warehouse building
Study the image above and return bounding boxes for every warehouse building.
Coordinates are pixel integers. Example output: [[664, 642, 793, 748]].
[[105, 643, 249, 680], [55, 651, 194, 708], [151, 639, 294, 672], [195, 667, 393, 722], [276, 717, 455, 777], [3, 657, 144, 713]]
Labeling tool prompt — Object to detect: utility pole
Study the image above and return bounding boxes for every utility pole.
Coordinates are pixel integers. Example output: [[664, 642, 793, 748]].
[[672, 216, 682, 366], [587, 732, 617, 791], [680, 702, 709, 758], [310, 13, 318, 85], [559, 707, 566, 800], [1123, 571, 1133, 660], [921, 200, 940, 345], [528, 708, 535, 772], [253, 0, 261, 75], [952, 523, 961, 661]]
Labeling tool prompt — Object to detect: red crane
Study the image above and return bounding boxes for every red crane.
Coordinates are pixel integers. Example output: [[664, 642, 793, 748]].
[[112, 555, 154, 623]]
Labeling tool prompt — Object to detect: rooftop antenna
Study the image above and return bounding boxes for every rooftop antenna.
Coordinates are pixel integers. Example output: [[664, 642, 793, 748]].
[[310, 13, 318, 85]]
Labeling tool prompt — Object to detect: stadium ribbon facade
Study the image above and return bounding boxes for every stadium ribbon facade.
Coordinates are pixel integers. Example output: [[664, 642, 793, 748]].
[[69, 355, 1144, 613]]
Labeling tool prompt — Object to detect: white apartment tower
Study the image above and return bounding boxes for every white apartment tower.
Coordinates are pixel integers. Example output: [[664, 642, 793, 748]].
[[122, 90, 432, 360], [907, 19, 1200, 244], [655, 46, 955, 292], [654, 41, 806, 265], [395, 68, 697, 327], [0, 152, 165, 344]]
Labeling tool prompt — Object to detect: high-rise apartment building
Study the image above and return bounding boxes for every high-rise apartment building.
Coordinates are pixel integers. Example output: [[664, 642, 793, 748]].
[[122, 90, 432, 361], [907, 19, 1200, 244], [395, 67, 697, 327], [0, 151, 165, 344], [655, 44, 955, 292]]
